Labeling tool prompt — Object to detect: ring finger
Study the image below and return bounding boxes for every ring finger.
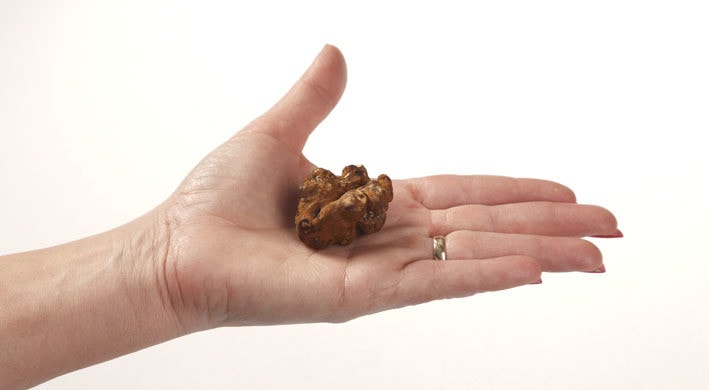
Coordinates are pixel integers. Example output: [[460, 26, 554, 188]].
[[430, 231, 604, 272]]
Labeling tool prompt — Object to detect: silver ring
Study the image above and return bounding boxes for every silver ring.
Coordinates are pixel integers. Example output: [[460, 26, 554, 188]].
[[433, 236, 446, 261]]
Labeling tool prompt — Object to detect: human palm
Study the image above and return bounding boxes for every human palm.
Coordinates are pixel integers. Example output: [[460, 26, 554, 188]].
[[159, 45, 618, 332]]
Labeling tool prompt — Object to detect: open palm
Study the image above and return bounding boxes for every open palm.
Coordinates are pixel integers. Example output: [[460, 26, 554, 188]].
[[159, 45, 618, 332]]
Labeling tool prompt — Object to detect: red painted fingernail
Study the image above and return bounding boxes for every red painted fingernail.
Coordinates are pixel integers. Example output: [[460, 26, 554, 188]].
[[581, 264, 606, 273], [591, 229, 624, 238]]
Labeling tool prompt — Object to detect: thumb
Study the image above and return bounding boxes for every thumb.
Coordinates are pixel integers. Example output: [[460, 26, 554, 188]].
[[246, 44, 347, 154]]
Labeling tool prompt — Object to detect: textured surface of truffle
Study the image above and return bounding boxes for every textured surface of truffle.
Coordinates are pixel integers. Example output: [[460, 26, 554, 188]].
[[295, 165, 394, 249]]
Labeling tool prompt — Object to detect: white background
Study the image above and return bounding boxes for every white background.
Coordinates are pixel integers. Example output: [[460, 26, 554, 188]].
[[1, 1, 708, 389]]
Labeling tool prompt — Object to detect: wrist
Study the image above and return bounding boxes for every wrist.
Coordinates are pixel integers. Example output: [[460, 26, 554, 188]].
[[0, 209, 185, 388], [154, 199, 226, 333], [120, 207, 188, 337]]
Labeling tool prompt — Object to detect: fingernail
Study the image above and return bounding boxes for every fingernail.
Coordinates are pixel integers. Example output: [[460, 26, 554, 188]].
[[529, 278, 543, 285], [581, 264, 606, 273], [591, 229, 624, 239]]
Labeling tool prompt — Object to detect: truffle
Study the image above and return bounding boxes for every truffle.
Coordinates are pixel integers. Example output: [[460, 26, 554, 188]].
[[295, 165, 394, 249]]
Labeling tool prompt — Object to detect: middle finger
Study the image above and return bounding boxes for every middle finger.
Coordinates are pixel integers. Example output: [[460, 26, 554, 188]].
[[429, 202, 617, 237]]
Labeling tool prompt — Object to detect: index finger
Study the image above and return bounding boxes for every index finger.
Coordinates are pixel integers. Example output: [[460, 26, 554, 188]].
[[400, 175, 577, 209]]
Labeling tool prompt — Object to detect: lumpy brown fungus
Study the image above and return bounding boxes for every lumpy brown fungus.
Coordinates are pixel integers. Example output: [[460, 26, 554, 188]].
[[295, 165, 394, 249]]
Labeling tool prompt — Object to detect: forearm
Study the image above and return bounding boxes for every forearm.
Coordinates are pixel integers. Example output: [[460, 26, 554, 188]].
[[0, 212, 183, 389]]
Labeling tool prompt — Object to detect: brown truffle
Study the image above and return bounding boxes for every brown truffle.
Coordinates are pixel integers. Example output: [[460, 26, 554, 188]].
[[295, 165, 394, 249]]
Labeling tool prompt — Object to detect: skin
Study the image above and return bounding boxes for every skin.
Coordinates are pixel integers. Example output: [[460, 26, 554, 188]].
[[0, 45, 619, 389]]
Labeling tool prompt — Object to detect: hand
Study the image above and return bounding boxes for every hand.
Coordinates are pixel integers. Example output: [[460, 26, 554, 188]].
[[0, 45, 619, 388], [157, 45, 619, 331]]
